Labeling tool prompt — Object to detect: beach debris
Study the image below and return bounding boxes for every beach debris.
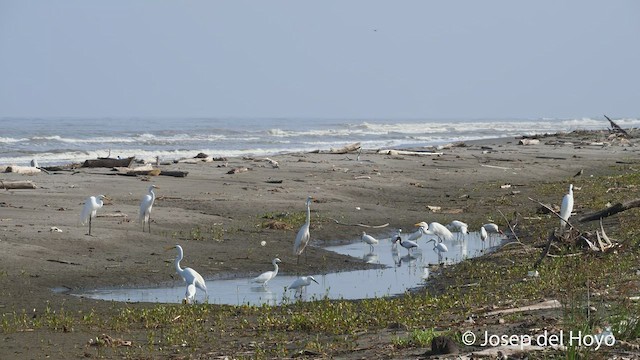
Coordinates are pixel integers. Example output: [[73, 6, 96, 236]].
[[194, 152, 209, 158], [0, 180, 37, 189], [353, 175, 371, 180], [485, 299, 561, 317], [82, 157, 135, 168], [88, 334, 132, 347], [426, 205, 441, 212], [4, 165, 42, 175], [264, 158, 280, 168], [227, 167, 249, 174], [377, 149, 443, 156], [329, 142, 361, 154], [518, 138, 540, 145], [330, 218, 389, 228], [500, 183, 511, 189], [49, 226, 63, 233], [604, 114, 631, 138]]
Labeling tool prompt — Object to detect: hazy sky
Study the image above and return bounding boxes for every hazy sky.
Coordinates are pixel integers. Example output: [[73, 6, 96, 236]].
[[1, 1, 638, 119]]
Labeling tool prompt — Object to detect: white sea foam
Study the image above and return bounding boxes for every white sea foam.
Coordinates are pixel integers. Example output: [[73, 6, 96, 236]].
[[2, 117, 638, 167]]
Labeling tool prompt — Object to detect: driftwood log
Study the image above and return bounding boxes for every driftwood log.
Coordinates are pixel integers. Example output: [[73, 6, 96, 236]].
[[4, 165, 42, 175], [604, 114, 630, 138], [82, 157, 135, 168], [1, 180, 37, 189], [579, 198, 640, 223], [310, 142, 361, 154]]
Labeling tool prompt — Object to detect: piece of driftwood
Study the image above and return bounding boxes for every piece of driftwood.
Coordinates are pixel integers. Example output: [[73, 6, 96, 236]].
[[604, 114, 630, 138], [377, 149, 443, 156], [311, 142, 361, 154], [484, 299, 562, 317], [1, 180, 37, 189], [82, 157, 135, 168], [518, 138, 540, 145], [227, 167, 249, 174], [329, 218, 389, 228], [579, 198, 640, 222], [4, 165, 42, 174], [159, 170, 188, 178]]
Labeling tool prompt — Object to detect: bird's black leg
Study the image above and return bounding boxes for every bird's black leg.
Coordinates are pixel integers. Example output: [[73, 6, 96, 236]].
[[88, 217, 92, 236]]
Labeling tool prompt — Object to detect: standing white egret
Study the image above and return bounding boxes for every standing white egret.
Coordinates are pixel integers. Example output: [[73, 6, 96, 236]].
[[293, 196, 313, 263], [166, 244, 208, 302], [251, 258, 282, 286], [80, 195, 106, 236], [289, 275, 319, 295], [416, 221, 454, 242], [393, 233, 418, 255], [407, 226, 425, 241], [426, 238, 449, 263], [139, 185, 158, 233], [447, 220, 469, 239], [361, 231, 379, 252], [480, 226, 488, 242], [560, 184, 574, 231], [184, 283, 196, 304], [482, 223, 504, 236]]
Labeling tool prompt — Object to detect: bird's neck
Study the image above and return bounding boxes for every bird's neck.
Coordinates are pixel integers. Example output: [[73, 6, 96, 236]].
[[305, 202, 310, 225], [273, 262, 279, 276]]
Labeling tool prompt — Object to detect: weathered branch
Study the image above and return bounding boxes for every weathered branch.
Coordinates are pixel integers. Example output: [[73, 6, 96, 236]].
[[578, 198, 640, 223], [604, 114, 630, 138], [329, 218, 389, 228]]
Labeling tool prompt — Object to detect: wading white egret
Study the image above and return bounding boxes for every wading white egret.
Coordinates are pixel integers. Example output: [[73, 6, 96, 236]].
[[80, 195, 106, 236], [447, 220, 469, 239], [426, 238, 449, 254], [166, 244, 208, 302], [482, 223, 504, 239], [427, 238, 448, 263], [393, 233, 418, 255], [361, 231, 379, 252], [289, 276, 319, 294], [560, 184, 574, 231], [252, 258, 282, 286], [407, 226, 425, 241], [416, 221, 454, 242], [184, 283, 196, 304], [293, 196, 313, 263], [139, 185, 158, 233]]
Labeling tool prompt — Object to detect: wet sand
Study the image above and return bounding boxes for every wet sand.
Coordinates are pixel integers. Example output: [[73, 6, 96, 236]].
[[0, 129, 638, 357]]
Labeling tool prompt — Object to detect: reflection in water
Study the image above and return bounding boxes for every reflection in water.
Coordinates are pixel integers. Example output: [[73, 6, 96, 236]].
[[72, 230, 506, 306]]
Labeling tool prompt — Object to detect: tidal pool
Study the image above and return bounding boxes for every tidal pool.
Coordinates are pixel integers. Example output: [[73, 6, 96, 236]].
[[72, 230, 506, 306]]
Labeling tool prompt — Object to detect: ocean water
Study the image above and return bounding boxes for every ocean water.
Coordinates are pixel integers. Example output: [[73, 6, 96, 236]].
[[1, 117, 638, 167]]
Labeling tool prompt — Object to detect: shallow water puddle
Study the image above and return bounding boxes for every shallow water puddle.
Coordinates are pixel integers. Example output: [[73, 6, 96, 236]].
[[71, 231, 506, 305]]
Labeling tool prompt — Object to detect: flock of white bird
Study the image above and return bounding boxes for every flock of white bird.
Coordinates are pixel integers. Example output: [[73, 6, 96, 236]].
[[79, 189, 319, 303], [78, 183, 574, 304]]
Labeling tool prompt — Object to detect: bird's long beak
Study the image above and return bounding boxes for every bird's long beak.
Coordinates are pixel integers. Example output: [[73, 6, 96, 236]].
[[311, 278, 319, 284], [164, 245, 175, 251], [414, 223, 421, 227]]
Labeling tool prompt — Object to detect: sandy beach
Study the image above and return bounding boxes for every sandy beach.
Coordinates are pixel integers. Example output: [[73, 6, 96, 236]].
[[1, 129, 638, 358]]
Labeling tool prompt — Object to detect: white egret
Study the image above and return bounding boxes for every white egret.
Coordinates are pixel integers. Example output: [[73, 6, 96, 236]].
[[293, 196, 313, 263], [407, 226, 425, 241], [289, 275, 319, 294], [251, 258, 282, 286], [447, 220, 469, 239], [80, 195, 106, 236], [426, 238, 449, 254], [184, 283, 196, 304], [416, 221, 454, 242], [426, 238, 449, 263], [166, 244, 208, 302], [361, 231, 379, 252], [482, 223, 504, 235], [392, 233, 418, 255], [139, 185, 158, 233], [559, 184, 574, 231]]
